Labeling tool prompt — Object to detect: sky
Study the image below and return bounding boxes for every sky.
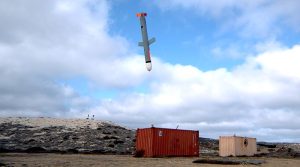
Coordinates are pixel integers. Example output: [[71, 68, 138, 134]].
[[0, 0, 300, 142]]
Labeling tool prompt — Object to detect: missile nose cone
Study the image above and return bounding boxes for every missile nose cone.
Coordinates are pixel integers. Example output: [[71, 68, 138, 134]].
[[146, 62, 152, 71]]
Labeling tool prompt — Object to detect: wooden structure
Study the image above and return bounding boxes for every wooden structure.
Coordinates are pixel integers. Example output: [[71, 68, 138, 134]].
[[219, 136, 257, 157], [136, 127, 199, 157]]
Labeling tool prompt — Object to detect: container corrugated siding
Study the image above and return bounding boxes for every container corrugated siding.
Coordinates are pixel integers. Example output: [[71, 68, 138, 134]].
[[136, 127, 199, 157], [219, 136, 257, 157], [136, 128, 153, 157]]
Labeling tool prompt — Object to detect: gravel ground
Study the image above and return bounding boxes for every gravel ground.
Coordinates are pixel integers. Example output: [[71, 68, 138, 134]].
[[1, 153, 300, 167]]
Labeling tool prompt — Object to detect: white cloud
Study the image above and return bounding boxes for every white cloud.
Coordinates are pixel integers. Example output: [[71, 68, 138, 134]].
[[255, 39, 285, 52], [0, 0, 147, 88], [212, 45, 246, 59], [0, 0, 149, 117], [155, 0, 300, 38], [91, 45, 300, 142], [1, 0, 300, 142]]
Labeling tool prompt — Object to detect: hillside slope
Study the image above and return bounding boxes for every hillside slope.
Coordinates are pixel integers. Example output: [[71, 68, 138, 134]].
[[0, 117, 135, 154]]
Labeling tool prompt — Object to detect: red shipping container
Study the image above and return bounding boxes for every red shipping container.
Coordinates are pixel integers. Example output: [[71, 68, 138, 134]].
[[135, 127, 199, 157]]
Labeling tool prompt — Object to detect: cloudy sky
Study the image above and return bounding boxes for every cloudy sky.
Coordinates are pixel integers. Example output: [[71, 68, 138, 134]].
[[1, 0, 300, 142]]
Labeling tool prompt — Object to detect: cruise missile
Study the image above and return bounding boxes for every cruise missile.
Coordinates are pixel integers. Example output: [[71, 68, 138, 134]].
[[137, 12, 155, 71]]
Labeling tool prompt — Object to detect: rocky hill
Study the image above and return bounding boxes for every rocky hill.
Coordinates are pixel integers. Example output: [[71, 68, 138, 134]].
[[0, 117, 135, 154], [1, 117, 299, 158]]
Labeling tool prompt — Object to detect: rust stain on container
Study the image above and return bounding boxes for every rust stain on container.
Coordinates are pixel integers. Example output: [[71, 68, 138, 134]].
[[136, 127, 199, 157], [219, 136, 257, 157]]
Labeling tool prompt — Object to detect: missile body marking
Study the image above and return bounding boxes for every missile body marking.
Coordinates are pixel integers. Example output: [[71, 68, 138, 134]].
[[137, 12, 155, 71]]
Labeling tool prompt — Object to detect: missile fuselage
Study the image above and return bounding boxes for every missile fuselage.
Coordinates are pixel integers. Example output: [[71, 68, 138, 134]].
[[137, 13, 155, 71]]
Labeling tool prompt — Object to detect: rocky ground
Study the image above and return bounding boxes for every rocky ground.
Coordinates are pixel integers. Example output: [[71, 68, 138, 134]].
[[199, 137, 300, 158], [256, 142, 300, 158], [0, 117, 135, 154], [2, 154, 300, 167], [0, 117, 299, 158]]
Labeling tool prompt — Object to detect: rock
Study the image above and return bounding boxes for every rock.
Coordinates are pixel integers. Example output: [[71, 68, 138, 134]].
[[0, 117, 136, 154], [199, 137, 219, 156], [264, 146, 300, 158], [293, 152, 300, 158], [0, 162, 7, 166], [114, 140, 124, 144], [26, 147, 47, 153], [257, 142, 276, 148]]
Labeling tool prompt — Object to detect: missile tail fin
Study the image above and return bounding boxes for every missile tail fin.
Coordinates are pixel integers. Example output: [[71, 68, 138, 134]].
[[149, 37, 156, 45], [138, 42, 144, 47]]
